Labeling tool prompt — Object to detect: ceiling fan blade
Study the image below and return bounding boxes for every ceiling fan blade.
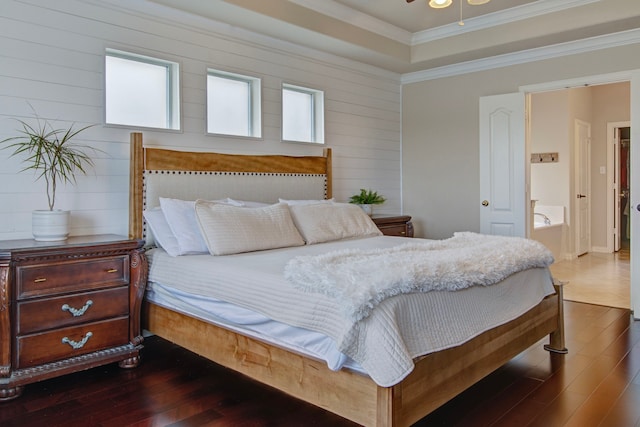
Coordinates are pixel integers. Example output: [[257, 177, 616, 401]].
[[406, 0, 415, 2]]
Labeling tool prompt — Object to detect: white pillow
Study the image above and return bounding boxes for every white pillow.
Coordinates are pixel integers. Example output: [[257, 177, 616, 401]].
[[159, 197, 210, 255], [288, 202, 382, 244], [279, 198, 334, 206], [227, 199, 272, 208], [194, 201, 305, 255], [143, 208, 181, 257], [218, 198, 244, 206]]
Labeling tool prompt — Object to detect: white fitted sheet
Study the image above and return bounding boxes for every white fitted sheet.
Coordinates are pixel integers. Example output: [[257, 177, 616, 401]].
[[146, 281, 364, 374]]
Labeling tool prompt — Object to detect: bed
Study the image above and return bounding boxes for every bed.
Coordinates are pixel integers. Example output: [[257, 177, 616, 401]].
[[128, 132, 567, 426]]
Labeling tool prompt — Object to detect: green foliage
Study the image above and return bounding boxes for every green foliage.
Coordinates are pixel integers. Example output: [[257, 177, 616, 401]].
[[348, 188, 386, 205], [1, 113, 97, 211]]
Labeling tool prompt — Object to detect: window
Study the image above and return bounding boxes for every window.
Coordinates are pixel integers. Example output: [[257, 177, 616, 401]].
[[105, 49, 180, 130], [282, 83, 324, 144], [207, 69, 261, 138]]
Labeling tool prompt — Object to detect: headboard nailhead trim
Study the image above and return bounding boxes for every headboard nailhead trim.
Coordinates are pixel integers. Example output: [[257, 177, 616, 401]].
[[141, 170, 328, 242]]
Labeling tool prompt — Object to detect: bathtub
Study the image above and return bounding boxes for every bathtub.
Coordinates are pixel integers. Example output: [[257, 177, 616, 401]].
[[531, 204, 565, 261]]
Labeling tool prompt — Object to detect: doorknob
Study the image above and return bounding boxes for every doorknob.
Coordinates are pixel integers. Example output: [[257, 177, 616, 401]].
[[577, 194, 586, 198], [637, 204, 640, 212], [482, 200, 489, 207]]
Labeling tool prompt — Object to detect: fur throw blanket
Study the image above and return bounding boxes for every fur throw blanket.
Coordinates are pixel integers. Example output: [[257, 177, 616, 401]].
[[284, 232, 554, 322]]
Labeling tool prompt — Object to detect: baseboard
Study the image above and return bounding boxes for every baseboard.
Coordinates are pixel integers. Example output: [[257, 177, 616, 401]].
[[591, 246, 611, 253]]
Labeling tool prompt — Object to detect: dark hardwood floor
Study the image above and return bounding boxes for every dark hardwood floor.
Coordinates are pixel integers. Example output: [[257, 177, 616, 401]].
[[2, 301, 640, 426]]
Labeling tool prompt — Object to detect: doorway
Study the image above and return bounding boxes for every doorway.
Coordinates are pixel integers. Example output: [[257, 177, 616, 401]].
[[528, 84, 631, 308], [483, 71, 638, 316], [616, 126, 631, 253], [609, 121, 632, 254]]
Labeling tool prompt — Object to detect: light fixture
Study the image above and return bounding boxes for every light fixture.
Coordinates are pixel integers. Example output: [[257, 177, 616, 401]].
[[428, 0, 452, 8], [427, 0, 490, 8]]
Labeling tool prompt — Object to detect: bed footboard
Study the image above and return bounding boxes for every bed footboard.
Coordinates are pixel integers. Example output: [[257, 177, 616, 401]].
[[143, 292, 561, 427]]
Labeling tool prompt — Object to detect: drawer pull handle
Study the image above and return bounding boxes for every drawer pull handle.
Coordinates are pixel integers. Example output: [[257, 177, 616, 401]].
[[107, 268, 118, 273], [33, 277, 47, 283], [61, 300, 93, 317], [61, 332, 93, 350]]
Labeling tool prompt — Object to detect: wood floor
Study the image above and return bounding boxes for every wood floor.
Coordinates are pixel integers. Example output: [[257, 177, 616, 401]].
[[1, 301, 639, 426]]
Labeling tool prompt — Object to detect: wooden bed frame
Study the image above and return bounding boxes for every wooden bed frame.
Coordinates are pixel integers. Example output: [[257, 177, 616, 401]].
[[128, 132, 567, 426]]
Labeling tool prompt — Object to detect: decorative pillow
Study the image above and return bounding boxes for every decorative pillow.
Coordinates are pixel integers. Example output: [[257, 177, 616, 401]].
[[279, 198, 334, 205], [227, 199, 272, 208], [217, 198, 244, 206], [194, 201, 305, 255], [288, 202, 382, 244], [143, 208, 181, 257], [158, 197, 210, 255]]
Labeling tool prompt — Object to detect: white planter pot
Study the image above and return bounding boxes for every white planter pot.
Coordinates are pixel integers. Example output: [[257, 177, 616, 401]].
[[32, 210, 70, 241], [359, 204, 373, 216]]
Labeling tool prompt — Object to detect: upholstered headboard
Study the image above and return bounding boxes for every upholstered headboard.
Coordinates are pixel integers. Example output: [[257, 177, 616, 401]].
[[128, 132, 332, 240]]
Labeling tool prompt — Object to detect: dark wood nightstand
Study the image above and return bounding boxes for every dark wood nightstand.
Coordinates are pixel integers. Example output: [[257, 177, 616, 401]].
[[0, 235, 147, 401], [372, 215, 414, 237]]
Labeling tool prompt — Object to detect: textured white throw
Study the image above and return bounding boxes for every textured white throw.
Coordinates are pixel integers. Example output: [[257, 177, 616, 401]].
[[285, 232, 554, 322]]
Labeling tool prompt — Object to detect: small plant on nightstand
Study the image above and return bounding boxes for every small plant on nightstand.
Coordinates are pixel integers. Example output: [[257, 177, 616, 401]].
[[348, 188, 386, 216], [1, 110, 97, 241]]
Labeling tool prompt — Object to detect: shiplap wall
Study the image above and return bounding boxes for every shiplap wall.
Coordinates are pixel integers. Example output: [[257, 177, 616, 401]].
[[0, 0, 401, 240]]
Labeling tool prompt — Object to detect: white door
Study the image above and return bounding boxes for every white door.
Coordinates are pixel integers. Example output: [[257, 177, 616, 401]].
[[479, 93, 527, 237], [575, 120, 591, 256], [631, 72, 640, 319]]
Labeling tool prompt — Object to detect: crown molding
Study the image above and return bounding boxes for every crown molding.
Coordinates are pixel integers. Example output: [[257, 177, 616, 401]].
[[401, 27, 640, 84], [289, 0, 413, 45], [290, 0, 601, 47], [97, 0, 401, 80], [412, 0, 600, 44]]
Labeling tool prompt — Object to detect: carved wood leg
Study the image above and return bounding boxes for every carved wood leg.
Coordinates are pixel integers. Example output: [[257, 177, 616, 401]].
[[0, 385, 23, 401], [544, 280, 568, 354], [118, 353, 141, 369]]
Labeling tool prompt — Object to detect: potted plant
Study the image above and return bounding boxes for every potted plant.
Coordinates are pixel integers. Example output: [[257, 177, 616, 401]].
[[348, 188, 386, 216], [1, 113, 96, 241]]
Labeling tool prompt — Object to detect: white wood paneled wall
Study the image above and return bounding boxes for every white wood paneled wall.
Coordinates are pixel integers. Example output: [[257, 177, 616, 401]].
[[0, 0, 401, 240]]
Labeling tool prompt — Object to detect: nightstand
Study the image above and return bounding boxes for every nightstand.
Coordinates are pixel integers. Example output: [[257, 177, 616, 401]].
[[0, 235, 147, 401], [372, 215, 414, 237]]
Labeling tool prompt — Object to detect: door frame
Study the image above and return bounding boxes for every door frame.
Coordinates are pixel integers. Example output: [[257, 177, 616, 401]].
[[574, 119, 591, 256], [607, 121, 631, 253]]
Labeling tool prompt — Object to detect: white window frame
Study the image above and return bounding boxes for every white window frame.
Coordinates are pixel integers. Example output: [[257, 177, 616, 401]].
[[105, 49, 180, 130], [206, 69, 261, 138], [282, 83, 324, 144]]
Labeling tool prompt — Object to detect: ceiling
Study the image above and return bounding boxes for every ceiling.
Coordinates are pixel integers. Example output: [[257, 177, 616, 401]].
[[147, 0, 640, 74]]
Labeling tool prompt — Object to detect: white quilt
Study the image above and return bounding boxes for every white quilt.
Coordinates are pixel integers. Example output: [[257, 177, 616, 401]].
[[146, 235, 556, 387]]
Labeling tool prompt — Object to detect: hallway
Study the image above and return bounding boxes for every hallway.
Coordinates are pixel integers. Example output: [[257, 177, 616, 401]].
[[549, 245, 630, 309]]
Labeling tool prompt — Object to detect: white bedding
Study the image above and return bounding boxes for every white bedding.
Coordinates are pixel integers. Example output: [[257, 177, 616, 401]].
[[145, 235, 556, 387], [285, 232, 554, 321]]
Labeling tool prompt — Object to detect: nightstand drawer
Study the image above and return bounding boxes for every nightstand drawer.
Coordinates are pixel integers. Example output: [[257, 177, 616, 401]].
[[16, 256, 130, 299], [380, 225, 408, 236], [371, 215, 413, 238], [16, 317, 129, 368], [16, 287, 130, 335]]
